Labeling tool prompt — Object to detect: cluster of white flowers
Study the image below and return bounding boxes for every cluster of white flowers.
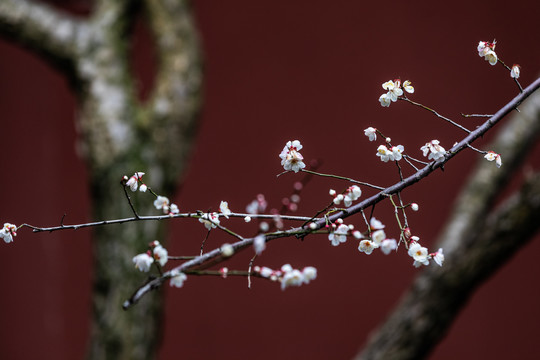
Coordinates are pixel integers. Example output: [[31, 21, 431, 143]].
[[199, 212, 220, 230], [153, 195, 179, 215], [124, 171, 180, 215], [327, 218, 355, 246], [343, 185, 362, 206], [124, 172, 147, 192], [254, 264, 317, 290], [421, 140, 446, 161], [328, 222, 351, 246], [132, 241, 169, 272], [330, 185, 362, 207], [279, 140, 306, 173], [0, 223, 17, 243], [408, 240, 444, 268], [484, 151, 502, 168], [376, 144, 405, 162], [379, 79, 414, 107], [477, 40, 498, 66], [357, 218, 397, 255]]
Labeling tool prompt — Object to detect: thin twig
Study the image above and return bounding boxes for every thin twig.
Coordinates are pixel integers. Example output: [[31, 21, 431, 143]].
[[461, 113, 493, 118], [122, 185, 140, 219], [300, 169, 385, 190], [401, 97, 471, 133]]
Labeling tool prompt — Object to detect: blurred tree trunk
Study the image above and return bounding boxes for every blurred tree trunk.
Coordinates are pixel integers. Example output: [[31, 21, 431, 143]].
[[356, 88, 540, 359], [0, 0, 201, 359]]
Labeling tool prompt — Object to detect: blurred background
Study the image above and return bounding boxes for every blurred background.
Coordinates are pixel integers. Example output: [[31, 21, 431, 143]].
[[0, 0, 539, 359]]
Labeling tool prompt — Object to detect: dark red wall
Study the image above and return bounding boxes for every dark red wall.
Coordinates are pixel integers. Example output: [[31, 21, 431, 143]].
[[1, 1, 540, 359]]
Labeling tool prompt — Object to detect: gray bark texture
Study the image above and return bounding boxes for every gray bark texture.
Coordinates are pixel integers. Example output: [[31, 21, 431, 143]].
[[356, 87, 540, 359], [0, 0, 201, 359]]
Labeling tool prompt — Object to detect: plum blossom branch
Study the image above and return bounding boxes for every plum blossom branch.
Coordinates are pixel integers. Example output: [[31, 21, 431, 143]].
[[122, 76, 540, 309]]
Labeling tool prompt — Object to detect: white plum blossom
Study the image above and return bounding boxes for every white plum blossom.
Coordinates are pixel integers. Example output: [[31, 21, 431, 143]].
[[379, 93, 392, 107], [370, 217, 385, 230], [391, 145, 405, 161], [169, 203, 179, 215], [408, 242, 430, 267], [477, 40, 497, 66], [376, 145, 392, 162], [380, 239, 398, 255], [253, 234, 266, 255], [154, 196, 170, 213], [364, 127, 377, 141], [152, 243, 168, 266], [1, 223, 17, 243], [358, 239, 377, 255], [256, 264, 317, 290], [139, 184, 148, 192], [329, 223, 349, 246], [484, 151, 502, 168], [133, 252, 154, 272], [279, 264, 317, 290], [432, 248, 445, 266], [333, 193, 344, 205], [219, 201, 231, 219], [281, 268, 305, 290], [125, 172, 145, 192], [484, 50, 498, 66], [371, 229, 386, 246], [344, 185, 362, 207], [302, 267, 317, 284], [221, 243, 234, 257], [477, 41, 489, 56], [281, 264, 293, 273], [279, 140, 306, 173], [382, 79, 403, 102], [421, 140, 446, 161], [199, 212, 220, 230], [255, 266, 274, 278], [169, 270, 187, 288], [511, 64, 521, 79], [403, 80, 414, 93]]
